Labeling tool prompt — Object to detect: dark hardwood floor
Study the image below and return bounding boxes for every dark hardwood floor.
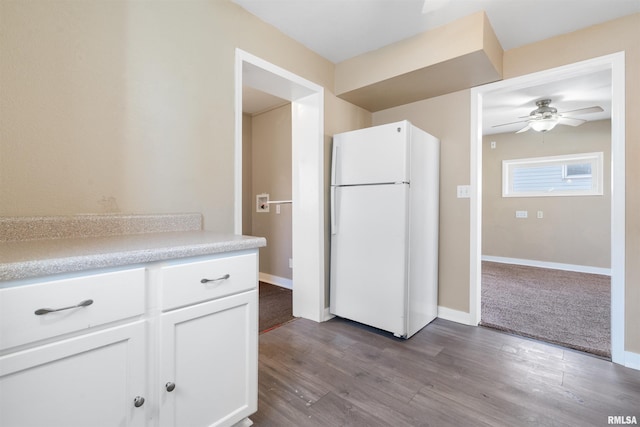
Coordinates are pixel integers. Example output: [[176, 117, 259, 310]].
[[252, 317, 640, 426]]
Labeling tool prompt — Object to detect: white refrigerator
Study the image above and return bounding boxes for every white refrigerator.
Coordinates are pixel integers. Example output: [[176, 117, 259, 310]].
[[329, 120, 439, 338]]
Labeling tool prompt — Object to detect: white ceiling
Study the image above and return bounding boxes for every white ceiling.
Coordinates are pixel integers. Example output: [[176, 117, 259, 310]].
[[233, 0, 639, 64], [236, 0, 637, 132]]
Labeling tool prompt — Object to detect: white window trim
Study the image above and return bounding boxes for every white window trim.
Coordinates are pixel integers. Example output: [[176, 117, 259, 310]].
[[502, 152, 604, 197]]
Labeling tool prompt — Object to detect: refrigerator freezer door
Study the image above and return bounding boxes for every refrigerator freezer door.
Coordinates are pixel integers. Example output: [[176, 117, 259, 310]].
[[332, 122, 409, 186], [330, 183, 409, 336]]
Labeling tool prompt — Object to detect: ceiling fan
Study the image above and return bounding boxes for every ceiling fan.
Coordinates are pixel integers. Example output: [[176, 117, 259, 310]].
[[493, 99, 604, 134]]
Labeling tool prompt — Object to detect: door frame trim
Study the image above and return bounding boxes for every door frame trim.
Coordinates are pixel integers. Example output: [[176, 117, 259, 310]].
[[234, 49, 326, 322], [469, 52, 626, 365]]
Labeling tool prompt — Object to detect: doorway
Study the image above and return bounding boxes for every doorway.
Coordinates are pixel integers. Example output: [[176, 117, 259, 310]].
[[234, 49, 326, 322], [241, 92, 295, 331], [479, 79, 613, 357], [470, 52, 626, 365]]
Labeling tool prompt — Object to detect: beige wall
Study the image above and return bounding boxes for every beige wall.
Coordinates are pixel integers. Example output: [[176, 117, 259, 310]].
[[249, 104, 293, 280], [0, 0, 334, 231], [242, 113, 253, 234], [373, 90, 471, 312], [482, 120, 611, 268]]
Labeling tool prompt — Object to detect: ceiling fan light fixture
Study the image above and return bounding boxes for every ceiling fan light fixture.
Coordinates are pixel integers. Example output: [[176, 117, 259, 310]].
[[530, 117, 559, 132], [493, 99, 603, 134]]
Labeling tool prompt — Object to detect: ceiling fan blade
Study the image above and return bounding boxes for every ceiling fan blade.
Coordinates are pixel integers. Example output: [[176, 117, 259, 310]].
[[559, 106, 604, 116], [492, 119, 529, 128], [558, 117, 586, 127], [515, 124, 531, 134]]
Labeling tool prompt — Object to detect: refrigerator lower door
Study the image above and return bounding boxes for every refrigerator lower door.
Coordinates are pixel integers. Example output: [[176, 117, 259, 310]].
[[330, 183, 409, 336]]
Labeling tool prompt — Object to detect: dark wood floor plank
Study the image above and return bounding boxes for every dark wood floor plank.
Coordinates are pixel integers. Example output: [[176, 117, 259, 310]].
[[255, 367, 323, 426], [327, 341, 424, 403], [253, 317, 640, 426], [305, 391, 391, 427], [301, 347, 428, 426]]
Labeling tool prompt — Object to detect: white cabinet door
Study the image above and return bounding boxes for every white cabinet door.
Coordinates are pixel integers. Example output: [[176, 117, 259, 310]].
[[0, 321, 146, 427], [158, 290, 257, 427]]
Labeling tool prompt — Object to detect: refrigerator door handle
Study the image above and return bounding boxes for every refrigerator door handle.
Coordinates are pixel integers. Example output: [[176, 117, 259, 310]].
[[331, 186, 337, 235], [331, 144, 339, 186]]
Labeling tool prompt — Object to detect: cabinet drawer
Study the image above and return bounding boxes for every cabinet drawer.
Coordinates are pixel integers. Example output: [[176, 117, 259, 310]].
[[160, 252, 257, 310], [0, 268, 145, 351]]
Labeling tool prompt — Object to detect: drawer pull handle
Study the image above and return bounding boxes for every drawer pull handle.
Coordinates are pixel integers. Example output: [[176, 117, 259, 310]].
[[165, 382, 176, 392], [200, 274, 230, 284], [133, 396, 145, 408], [34, 299, 94, 315]]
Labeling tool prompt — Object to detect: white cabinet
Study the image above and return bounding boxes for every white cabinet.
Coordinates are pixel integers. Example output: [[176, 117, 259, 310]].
[[0, 268, 146, 351], [0, 269, 147, 427], [0, 249, 259, 427], [158, 291, 257, 427], [0, 322, 147, 427], [156, 251, 258, 427]]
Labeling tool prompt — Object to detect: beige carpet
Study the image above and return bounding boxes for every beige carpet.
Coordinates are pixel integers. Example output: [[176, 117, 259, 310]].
[[480, 261, 611, 358]]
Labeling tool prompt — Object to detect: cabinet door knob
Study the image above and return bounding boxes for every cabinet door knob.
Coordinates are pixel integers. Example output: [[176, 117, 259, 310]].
[[133, 396, 145, 408], [165, 382, 176, 392]]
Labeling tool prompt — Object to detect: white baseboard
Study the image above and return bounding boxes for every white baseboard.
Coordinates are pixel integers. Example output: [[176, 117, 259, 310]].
[[482, 255, 611, 276], [624, 351, 640, 371], [437, 306, 475, 326], [258, 272, 292, 290]]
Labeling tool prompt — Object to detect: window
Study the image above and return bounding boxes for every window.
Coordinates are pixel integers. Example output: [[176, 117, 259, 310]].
[[503, 152, 603, 197]]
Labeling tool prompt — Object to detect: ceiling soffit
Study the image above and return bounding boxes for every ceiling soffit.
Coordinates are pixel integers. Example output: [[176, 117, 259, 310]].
[[335, 12, 503, 112]]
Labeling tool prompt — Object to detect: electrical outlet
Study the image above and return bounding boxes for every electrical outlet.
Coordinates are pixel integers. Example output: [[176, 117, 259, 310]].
[[515, 210, 528, 218], [457, 185, 470, 198]]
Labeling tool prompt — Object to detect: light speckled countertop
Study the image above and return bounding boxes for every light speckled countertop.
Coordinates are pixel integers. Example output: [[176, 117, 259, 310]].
[[0, 214, 266, 282], [0, 231, 266, 282]]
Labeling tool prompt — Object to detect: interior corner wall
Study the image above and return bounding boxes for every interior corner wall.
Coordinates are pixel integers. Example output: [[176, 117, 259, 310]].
[[250, 104, 293, 281], [372, 90, 472, 314], [482, 120, 611, 268], [0, 0, 334, 232], [0, 0, 373, 317]]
